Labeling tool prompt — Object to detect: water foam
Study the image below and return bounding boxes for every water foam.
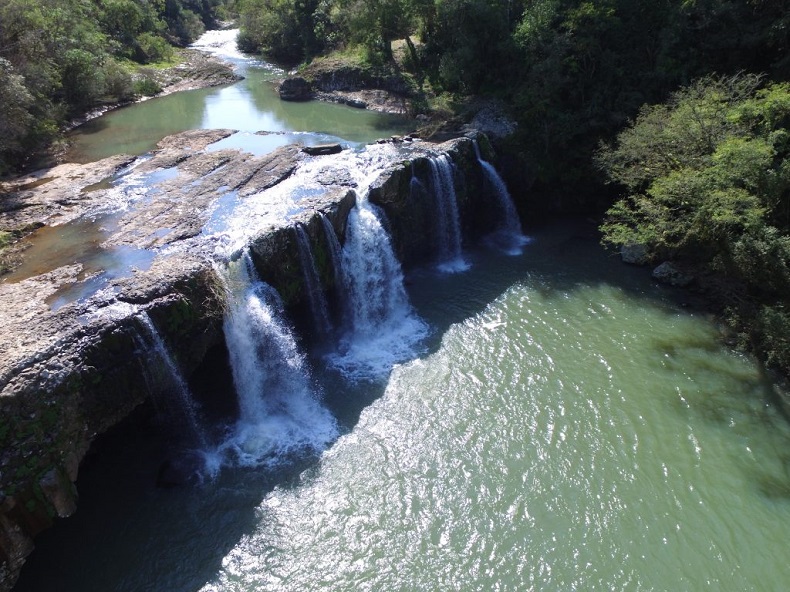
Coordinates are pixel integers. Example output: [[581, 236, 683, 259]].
[[190, 29, 256, 64], [325, 150, 429, 380], [209, 252, 338, 473]]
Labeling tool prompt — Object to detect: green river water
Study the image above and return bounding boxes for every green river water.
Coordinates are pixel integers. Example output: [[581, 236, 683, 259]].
[[65, 46, 410, 163], [14, 31, 790, 592]]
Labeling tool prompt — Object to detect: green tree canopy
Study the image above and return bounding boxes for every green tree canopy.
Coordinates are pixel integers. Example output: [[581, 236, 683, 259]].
[[598, 75, 790, 372]]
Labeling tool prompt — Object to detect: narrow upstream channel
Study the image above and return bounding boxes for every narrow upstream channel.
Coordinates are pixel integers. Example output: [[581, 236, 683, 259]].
[[13, 31, 790, 592], [65, 30, 412, 163]]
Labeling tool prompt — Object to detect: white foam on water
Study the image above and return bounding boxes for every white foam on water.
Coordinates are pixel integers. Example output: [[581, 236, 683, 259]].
[[207, 253, 338, 473], [324, 149, 430, 380], [190, 29, 252, 63]]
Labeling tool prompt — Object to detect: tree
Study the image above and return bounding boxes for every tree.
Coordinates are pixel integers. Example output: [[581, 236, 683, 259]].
[[237, 0, 319, 64], [598, 75, 790, 372], [0, 58, 34, 172]]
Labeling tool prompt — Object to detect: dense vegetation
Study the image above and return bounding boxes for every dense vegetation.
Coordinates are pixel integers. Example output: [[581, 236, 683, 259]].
[[0, 0, 229, 174], [237, 0, 790, 198], [236, 0, 790, 375], [599, 75, 790, 372]]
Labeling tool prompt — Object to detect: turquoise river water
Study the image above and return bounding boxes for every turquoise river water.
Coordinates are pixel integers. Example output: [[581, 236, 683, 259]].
[[13, 30, 790, 592]]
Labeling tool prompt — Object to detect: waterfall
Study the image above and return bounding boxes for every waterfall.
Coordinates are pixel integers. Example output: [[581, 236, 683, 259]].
[[293, 223, 333, 340], [427, 155, 468, 272], [319, 213, 344, 289], [215, 250, 338, 470], [135, 312, 207, 449], [319, 212, 349, 327], [326, 189, 428, 381], [472, 139, 529, 255]]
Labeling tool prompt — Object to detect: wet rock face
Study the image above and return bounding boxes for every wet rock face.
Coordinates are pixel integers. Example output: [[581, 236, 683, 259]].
[[0, 129, 498, 590], [367, 135, 498, 268], [652, 261, 694, 287], [279, 62, 416, 115], [278, 77, 313, 102]]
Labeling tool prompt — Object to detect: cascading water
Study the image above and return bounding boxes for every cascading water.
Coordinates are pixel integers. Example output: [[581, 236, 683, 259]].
[[427, 155, 468, 272], [472, 139, 529, 254], [293, 223, 333, 340], [319, 212, 349, 326], [319, 213, 344, 289], [135, 311, 208, 450], [326, 177, 429, 380], [213, 250, 338, 471]]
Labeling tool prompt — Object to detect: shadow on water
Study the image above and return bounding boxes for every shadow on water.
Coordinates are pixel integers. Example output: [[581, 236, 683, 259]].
[[15, 217, 790, 591], [408, 217, 674, 341], [13, 402, 321, 592]]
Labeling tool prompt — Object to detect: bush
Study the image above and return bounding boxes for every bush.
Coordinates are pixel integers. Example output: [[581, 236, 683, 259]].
[[135, 32, 174, 64], [133, 72, 163, 96], [0, 58, 34, 165], [61, 49, 105, 110], [102, 60, 135, 101], [599, 75, 790, 374], [168, 9, 206, 45]]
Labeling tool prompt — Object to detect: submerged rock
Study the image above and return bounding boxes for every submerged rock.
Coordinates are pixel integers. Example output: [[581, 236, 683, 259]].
[[652, 261, 694, 287], [157, 451, 206, 488]]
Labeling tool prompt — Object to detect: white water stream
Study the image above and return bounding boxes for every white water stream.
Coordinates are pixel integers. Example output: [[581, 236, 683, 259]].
[[211, 251, 338, 473], [427, 154, 468, 272]]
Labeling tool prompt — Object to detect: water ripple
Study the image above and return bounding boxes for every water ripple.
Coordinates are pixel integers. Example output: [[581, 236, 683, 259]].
[[33, 249, 786, 592]]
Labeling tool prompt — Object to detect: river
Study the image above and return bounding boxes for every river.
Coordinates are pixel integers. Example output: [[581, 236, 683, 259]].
[[64, 31, 412, 163], [14, 31, 790, 592]]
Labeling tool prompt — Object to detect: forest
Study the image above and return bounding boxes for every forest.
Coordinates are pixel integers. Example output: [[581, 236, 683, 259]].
[[0, 0, 228, 173], [2, 0, 790, 375]]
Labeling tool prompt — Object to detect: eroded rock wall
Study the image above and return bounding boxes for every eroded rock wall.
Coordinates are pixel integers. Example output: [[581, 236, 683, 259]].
[[367, 135, 505, 267], [0, 257, 225, 591]]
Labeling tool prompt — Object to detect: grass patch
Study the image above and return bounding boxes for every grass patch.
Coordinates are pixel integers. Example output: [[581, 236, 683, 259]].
[[0, 231, 17, 275], [143, 50, 185, 70]]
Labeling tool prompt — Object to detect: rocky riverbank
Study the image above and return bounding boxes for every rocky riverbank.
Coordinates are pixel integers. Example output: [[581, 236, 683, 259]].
[[278, 57, 417, 115]]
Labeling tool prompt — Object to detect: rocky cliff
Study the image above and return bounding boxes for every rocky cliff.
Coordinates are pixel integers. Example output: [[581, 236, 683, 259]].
[[0, 129, 508, 590]]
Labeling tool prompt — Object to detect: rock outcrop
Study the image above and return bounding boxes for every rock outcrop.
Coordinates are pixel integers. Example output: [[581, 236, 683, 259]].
[[652, 261, 694, 287], [278, 61, 416, 115], [0, 129, 509, 590], [278, 77, 313, 102]]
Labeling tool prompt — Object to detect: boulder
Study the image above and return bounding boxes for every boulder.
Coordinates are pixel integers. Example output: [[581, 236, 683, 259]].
[[652, 261, 694, 287], [621, 243, 650, 265], [278, 77, 313, 102], [302, 143, 343, 156]]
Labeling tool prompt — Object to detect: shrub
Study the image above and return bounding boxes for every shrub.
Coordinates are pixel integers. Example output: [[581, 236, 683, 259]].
[[102, 60, 135, 101], [135, 32, 174, 64]]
